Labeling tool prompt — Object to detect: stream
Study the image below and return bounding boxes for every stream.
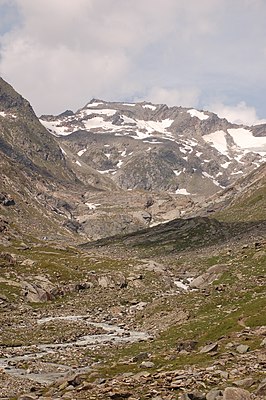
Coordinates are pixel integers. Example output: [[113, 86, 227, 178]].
[[0, 315, 152, 384]]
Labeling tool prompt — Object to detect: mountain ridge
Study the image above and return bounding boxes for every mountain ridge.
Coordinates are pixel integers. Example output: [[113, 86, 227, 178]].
[[40, 98, 266, 199]]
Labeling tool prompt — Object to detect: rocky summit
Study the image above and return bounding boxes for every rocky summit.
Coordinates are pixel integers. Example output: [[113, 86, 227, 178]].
[[0, 78, 265, 400], [40, 99, 266, 199]]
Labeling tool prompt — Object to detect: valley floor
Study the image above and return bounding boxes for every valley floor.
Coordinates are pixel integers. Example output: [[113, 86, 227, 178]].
[[0, 228, 265, 399]]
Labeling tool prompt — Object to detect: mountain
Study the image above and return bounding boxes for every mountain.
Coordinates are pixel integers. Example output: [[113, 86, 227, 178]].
[[0, 77, 82, 242], [1, 78, 265, 242], [40, 99, 266, 199], [0, 79, 192, 241]]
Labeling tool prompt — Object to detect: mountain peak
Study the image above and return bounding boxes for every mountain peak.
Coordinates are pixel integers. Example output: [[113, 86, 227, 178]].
[[40, 98, 266, 199]]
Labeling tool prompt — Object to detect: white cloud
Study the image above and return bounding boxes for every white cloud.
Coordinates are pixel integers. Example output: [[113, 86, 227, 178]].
[[208, 101, 266, 126], [138, 87, 200, 108], [0, 0, 266, 120]]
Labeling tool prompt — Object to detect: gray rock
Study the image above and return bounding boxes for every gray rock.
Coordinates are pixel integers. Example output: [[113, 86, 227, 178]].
[[223, 387, 251, 400], [21, 280, 57, 302], [190, 264, 228, 289], [140, 361, 155, 368], [200, 342, 218, 353], [206, 389, 223, 400], [232, 378, 255, 388], [236, 344, 249, 354], [219, 371, 229, 379]]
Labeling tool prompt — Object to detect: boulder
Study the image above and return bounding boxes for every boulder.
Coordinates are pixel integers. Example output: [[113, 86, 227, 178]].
[[140, 361, 155, 368], [236, 344, 249, 354], [190, 264, 228, 289], [21, 280, 58, 302], [223, 387, 251, 400], [200, 342, 218, 353], [206, 389, 223, 400]]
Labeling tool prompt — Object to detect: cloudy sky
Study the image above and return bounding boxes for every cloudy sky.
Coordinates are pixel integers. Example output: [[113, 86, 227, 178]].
[[0, 0, 266, 125]]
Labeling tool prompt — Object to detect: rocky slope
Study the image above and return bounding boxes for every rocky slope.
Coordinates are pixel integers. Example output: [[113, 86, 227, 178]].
[[188, 162, 266, 221], [40, 99, 266, 199]]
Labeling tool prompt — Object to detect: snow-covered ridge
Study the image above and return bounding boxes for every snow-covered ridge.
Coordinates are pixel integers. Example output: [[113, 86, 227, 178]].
[[40, 102, 175, 139], [39, 99, 266, 196], [40, 100, 266, 159]]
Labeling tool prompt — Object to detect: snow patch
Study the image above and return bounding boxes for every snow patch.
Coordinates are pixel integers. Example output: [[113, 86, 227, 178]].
[[121, 115, 136, 124], [187, 109, 209, 120], [120, 150, 127, 157], [132, 119, 174, 136], [143, 104, 156, 111], [0, 111, 17, 119], [117, 160, 123, 168], [81, 108, 117, 117], [75, 160, 81, 166], [182, 144, 193, 153], [176, 188, 190, 195], [77, 148, 87, 157], [86, 102, 104, 107], [40, 119, 71, 136], [186, 139, 198, 147], [98, 169, 116, 174], [173, 170, 182, 176], [221, 161, 231, 169], [228, 128, 266, 153], [203, 130, 228, 155], [202, 171, 221, 187], [59, 146, 66, 155], [174, 280, 189, 291], [85, 202, 101, 210], [142, 140, 163, 144], [84, 117, 114, 130]]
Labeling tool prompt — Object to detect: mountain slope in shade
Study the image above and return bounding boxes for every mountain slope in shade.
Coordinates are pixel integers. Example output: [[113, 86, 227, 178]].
[[40, 99, 266, 199]]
